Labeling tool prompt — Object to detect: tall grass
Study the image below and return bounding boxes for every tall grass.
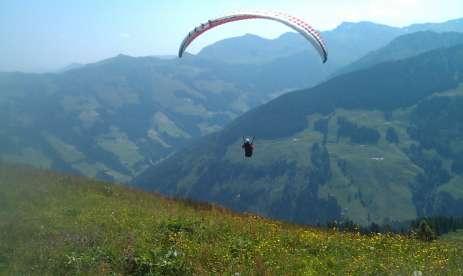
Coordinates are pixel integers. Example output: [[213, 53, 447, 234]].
[[1, 163, 462, 274]]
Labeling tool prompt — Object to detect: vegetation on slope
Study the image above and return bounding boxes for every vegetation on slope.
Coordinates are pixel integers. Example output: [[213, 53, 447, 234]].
[[1, 163, 462, 275], [336, 31, 463, 76], [136, 45, 463, 225], [2, 19, 463, 185]]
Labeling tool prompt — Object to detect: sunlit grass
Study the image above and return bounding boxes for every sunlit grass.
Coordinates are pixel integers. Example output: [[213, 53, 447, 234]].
[[1, 163, 462, 275]]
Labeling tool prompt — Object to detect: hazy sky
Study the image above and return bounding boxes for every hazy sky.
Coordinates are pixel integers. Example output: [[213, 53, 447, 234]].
[[1, 0, 462, 72]]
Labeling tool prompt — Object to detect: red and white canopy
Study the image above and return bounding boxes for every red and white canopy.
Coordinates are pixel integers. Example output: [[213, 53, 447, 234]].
[[178, 11, 328, 63]]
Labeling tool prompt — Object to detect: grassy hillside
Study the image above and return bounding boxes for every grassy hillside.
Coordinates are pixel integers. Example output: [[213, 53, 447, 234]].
[[443, 230, 463, 245], [1, 163, 462, 275]]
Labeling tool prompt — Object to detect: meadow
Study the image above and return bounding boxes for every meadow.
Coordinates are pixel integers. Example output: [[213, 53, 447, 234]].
[[1, 163, 462, 275]]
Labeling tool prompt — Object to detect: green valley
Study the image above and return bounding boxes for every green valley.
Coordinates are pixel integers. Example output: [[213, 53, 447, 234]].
[[2, 19, 463, 185], [136, 45, 463, 225]]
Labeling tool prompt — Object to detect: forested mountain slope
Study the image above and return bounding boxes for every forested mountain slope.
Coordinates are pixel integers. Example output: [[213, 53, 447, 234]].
[[136, 45, 463, 226]]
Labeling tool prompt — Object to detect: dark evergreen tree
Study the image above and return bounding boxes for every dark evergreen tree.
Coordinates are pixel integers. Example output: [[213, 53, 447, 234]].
[[310, 143, 331, 184], [415, 220, 436, 241], [385, 127, 399, 144], [369, 222, 381, 233], [314, 117, 330, 144], [336, 117, 380, 144], [451, 154, 463, 174], [407, 144, 451, 216]]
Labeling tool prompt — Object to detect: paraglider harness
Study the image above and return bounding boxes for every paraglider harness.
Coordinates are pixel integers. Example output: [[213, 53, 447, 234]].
[[242, 136, 255, 158]]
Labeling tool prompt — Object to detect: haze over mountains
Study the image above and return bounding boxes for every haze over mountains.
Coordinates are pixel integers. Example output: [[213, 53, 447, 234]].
[[137, 43, 463, 226], [197, 18, 463, 71], [2, 18, 463, 226], [337, 31, 463, 76]]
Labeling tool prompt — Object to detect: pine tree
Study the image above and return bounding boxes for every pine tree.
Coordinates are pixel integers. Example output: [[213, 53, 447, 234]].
[[415, 219, 436, 242], [386, 127, 399, 144]]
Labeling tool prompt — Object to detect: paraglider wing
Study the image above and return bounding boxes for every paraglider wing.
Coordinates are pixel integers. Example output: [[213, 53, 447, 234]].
[[178, 11, 328, 63]]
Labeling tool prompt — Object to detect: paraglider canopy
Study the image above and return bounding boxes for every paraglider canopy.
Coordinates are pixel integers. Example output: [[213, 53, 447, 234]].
[[178, 11, 328, 63]]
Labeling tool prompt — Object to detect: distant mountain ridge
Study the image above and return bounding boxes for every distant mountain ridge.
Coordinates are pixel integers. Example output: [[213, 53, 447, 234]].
[[407, 17, 463, 33], [335, 31, 463, 76], [198, 17, 463, 67], [198, 33, 308, 64], [57, 62, 85, 73], [135, 45, 463, 226], [0, 51, 333, 183], [2, 18, 463, 185]]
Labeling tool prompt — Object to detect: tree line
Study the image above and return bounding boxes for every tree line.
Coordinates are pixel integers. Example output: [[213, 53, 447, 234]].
[[324, 216, 463, 241]]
